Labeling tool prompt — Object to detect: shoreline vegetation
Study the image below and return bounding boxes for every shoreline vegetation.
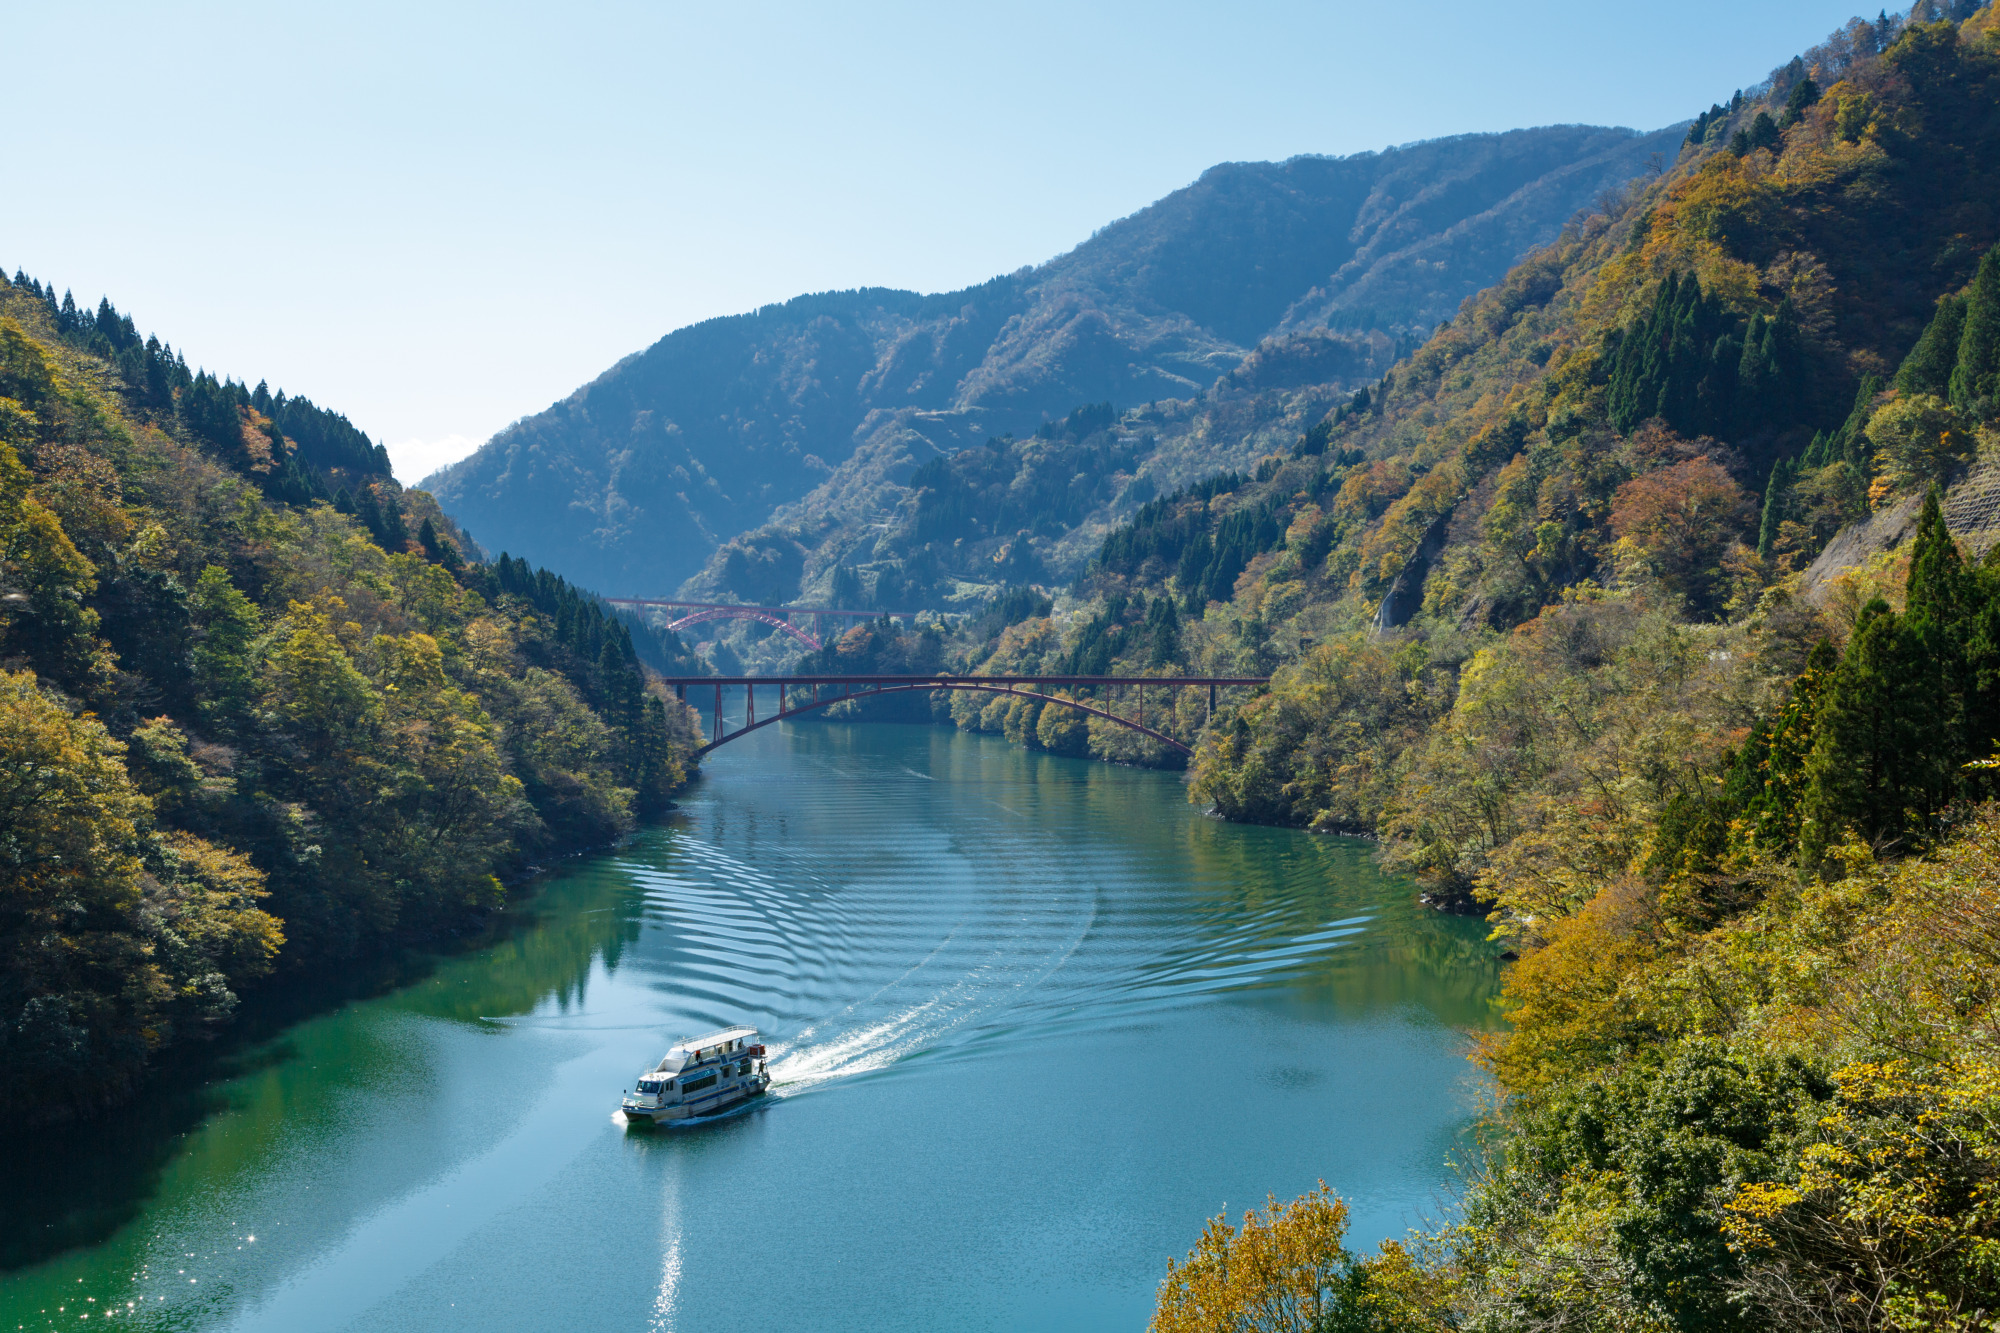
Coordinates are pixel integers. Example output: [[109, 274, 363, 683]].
[[1109, 5, 2000, 1329], [0, 274, 707, 1125], [644, 4, 2000, 1324]]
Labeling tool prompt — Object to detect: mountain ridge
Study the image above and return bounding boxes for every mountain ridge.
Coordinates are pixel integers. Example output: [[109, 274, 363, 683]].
[[427, 122, 1683, 596]]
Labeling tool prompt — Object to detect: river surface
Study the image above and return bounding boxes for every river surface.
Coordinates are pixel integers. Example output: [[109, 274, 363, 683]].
[[0, 722, 1501, 1333]]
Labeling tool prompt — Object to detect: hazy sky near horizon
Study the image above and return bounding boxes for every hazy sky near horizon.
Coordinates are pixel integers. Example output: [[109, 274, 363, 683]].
[[8, 1, 1867, 482]]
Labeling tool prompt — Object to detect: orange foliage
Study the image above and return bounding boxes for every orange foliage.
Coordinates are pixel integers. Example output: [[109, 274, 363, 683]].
[[1608, 456, 1753, 616]]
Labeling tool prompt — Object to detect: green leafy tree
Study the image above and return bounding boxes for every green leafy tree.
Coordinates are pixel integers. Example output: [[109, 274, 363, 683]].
[[1034, 695, 1090, 756], [1866, 393, 1974, 495]]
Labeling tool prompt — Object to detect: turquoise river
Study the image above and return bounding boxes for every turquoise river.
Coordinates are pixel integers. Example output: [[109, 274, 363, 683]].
[[0, 721, 1503, 1332]]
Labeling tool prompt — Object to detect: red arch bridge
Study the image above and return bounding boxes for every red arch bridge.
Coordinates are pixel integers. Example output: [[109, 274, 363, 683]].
[[662, 675, 1270, 758], [605, 599, 933, 651]]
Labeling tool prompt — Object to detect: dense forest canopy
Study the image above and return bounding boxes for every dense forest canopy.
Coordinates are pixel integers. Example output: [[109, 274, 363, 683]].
[[0, 271, 705, 1123]]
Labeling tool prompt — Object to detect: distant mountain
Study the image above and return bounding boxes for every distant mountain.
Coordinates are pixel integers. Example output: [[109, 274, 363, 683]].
[[427, 124, 1683, 596]]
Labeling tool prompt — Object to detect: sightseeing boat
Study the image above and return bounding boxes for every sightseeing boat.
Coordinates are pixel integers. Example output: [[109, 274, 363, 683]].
[[620, 1026, 771, 1126]]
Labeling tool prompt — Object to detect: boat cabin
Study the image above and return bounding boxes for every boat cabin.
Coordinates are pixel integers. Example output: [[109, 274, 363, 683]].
[[623, 1026, 770, 1124]]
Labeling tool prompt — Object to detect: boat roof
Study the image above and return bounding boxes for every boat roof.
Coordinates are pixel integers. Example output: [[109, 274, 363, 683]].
[[675, 1026, 758, 1050], [645, 1027, 760, 1074]]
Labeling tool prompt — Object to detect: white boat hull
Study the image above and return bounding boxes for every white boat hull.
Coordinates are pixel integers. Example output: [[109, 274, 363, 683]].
[[623, 1078, 771, 1127]]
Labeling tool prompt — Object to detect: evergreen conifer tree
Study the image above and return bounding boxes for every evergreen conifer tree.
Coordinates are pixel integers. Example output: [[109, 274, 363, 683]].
[[1802, 495, 1981, 861], [1827, 375, 1883, 468], [1897, 293, 1968, 397], [1800, 599, 1937, 860], [1950, 244, 2000, 416], [1146, 595, 1181, 666], [352, 486, 386, 546], [597, 639, 634, 725], [1737, 314, 1779, 431], [377, 490, 409, 551], [1905, 485, 1968, 631], [1781, 76, 1821, 127], [1697, 328, 1742, 433], [1757, 457, 1793, 557]]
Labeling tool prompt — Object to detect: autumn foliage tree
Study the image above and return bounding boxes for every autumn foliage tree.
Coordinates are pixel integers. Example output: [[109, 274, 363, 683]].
[[1607, 456, 1753, 619], [0, 671, 281, 1115], [1151, 1185, 1364, 1333]]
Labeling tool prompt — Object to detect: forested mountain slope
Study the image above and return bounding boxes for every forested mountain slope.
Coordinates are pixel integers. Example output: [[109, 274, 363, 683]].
[[427, 125, 1682, 597], [874, 5, 2000, 1326], [0, 275, 703, 1123]]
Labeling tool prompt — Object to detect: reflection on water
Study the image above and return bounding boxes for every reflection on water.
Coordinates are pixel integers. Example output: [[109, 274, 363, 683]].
[[0, 722, 1502, 1333]]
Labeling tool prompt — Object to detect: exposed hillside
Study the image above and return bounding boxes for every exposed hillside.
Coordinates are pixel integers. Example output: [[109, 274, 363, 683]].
[[428, 125, 1682, 597], [0, 274, 704, 1123]]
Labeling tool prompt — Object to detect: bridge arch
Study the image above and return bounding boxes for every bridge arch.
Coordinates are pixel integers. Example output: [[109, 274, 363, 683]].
[[665, 606, 821, 650], [694, 681, 1192, 757]]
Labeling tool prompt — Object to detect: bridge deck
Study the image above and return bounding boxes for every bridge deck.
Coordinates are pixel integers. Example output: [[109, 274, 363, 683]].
[[607, 599, 929, 617], [659, 675, 1268, 687], [664, 674, 1269, 758]]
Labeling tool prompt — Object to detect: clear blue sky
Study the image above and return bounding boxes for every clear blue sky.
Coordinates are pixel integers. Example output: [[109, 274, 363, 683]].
[[6, 1, 1868, 481]]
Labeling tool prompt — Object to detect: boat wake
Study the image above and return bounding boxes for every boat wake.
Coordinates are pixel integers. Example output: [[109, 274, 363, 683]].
[[623, 764, 1384, 1106]]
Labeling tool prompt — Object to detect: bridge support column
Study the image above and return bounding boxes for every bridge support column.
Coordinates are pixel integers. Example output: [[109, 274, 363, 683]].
[[714, 683, 724, 740], [747, 683, 755, 727], [779, 683, 786, 718]]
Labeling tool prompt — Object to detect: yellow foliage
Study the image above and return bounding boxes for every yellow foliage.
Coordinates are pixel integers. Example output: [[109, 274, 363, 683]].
[[146, 831, 284, 983], [1662, 156, 1780, 258], [1722, 1057, 2000, 1333], [1150, 1184, 1356, 1333], [1485, 883, 1665, 1091], [0, 667, 148, 911]]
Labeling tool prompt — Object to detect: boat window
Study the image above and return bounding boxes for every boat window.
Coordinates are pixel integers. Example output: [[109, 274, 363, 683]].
[[682, 1074, 718, 1094], [637, 1080, 661, 1094]]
